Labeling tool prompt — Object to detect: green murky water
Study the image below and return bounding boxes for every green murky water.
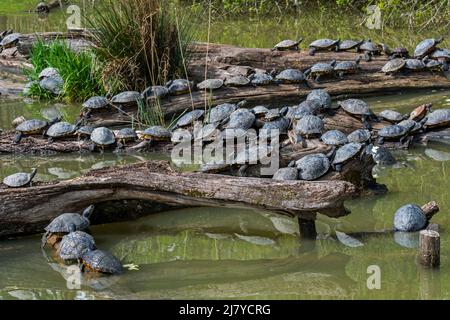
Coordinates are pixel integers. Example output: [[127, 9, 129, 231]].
[[1, 1, 450, 300]]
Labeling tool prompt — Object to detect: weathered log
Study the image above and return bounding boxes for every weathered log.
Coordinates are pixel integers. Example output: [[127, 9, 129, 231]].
[[419, 230, 440, 268], [0, 160, 357, 237]]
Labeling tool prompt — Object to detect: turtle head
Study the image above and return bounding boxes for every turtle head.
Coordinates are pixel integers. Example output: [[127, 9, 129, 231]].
[[436, 36, 444, 44], [30, 168, 37, 178], [237, 100, 248, 108], [69, 223, 77, 233], [296, 37, 303, 44], [82, 205, 95, 219], [49, 116, 62, 126], [330, 60, 337, 67], [355, 56, 361, 64]]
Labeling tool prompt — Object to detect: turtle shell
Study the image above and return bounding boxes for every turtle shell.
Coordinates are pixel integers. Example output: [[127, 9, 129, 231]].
[[397, 119, 421, 133], [250, 73, 273, 86], [224, 76, 250, 87], [260, 117, 290, 137], [338, 39, 363, 51], [309, 39, 339, 49], [252, 105, 270, 117], [381, 58, 406, 73], [424, 109, 450, 129], [115, 128, 137, 140], [306, 89, 332, 110], [143, 126, 171, 140], [111, 91, 140, 105], [288, 104, 315, 120], [207, 103, 237, 123], [378, 110, 404, 122], [338, 99, 372, 116], [378, 124, 408, 138], [347, 129, 371, 143], [141, 86, 169, 100], [45, 213, 90, 233], [38, 67, 59, 79], [227, 109, 255, 130], [310, 62, 335, 74], [409, 104, 431, 121], [295, 153, 330, 181], [264, 108, 281, 121], [168, 79, 193, 95], [176, 109, 205, 127], [76, 126, 94, 137], [0, 33, 20, 48], [3, 169, 36, 188], [430, 49, 450, 60], [58, 231, 95, 260], [359, 40, 380, 53], [273, 39, 301, 50], [394, 204, 427, 232], [332, 142, 362, 165], [82, 96, 110, 109], [40, 75, 64, 95], [81, 249, 123, 274], [275, 69, 306, 83], [197, 123, 220, 141], [197, 79, 224, 90], [46, 122, 76, 138], [414, 38, 442, 58], [294, 115, 324, 136], [273, 167, 298, 181], [321, 130, 348, 146], [405, 59, 426, 71], [90, 127, 116, 146], [370, 145, 397, 165], [16, 119, 48, 134], [334, 60, 359, 72]]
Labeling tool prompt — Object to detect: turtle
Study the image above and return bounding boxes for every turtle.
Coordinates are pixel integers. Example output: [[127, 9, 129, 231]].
[[292, 115, 324, 147], [388, 47, 410, 60], [233, 144, 273, 176], [80, 249, 123, 274], [337, 39, 364, 52], [38, 67, 60, 80], [75, 125, 94, 141], [393, 204, 428, 232], [378, 110, 404, 123], [429, 48, 450, 71], [423, 109, 450, 130], [41, 205, 94, 248], [347, 129, 371, 144], [304, 60, 337, 82], [227, 109, 256, 130], [115, 128, 137, 145], [334, 57, 361, 78], [404, 58, 426, 72], [90, 127, 116, 151], [287, 103, 315, 120], [0, 32, 20, 52], [249, 72, 273, 86], [409, 103, 432, 121], [141, 85, 169, 100], [206, 103, 238, 124], [290, 153, 330, 181], [321, 130, 348, 146], [260, 117, 290, 139], [271, 38, 303, 51], [3, 168, 37, 188], [275, 69, 308, 86], [377, 124, 410, 144], [195, 123, 221, 142], [82, 96, 111, 117], [14, 118, 54, 143], [331, 142, 363, 171], [252, 105, 270, 118], [306, 89, 333, 111], [397, 119, 422, 134], [413, 37, 444, 58], [381, 58, 406, 75], [224, 75, 251, 87], [36, 2, 50, 13], [369, 144, 397, 166], [308, 39, 340, 56], [39, 75, 64, 95], [142, 126, 171, 141], [167, 79, 193, 95], [11, 116, 26, 128], [46, 121, 78, 142], [424, 58, 444, 72], [358, 40, 382, 61], [263, 108, 282, 121], [197, 79, 224, 90], [58, 226, 96, 261], [175, 109, 205, 128], [111, 91, 141, 109], [272, 167, 298, 181], [337, 99, 374, 129]]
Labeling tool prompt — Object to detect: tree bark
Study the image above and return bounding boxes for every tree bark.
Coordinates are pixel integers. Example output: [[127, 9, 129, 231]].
[[419, 230, 440, 268]]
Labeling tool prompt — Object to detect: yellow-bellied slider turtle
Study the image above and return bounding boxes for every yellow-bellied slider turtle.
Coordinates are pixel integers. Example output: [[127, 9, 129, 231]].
[[347, 129, 371, 144], [378, 110, 404, 123], [304, 60, 337, 83], [308, 39, 340, 56], [394, 204, 428, 232], [334, 57, 361, 78], [90, 127, 116, 151], [429, 49, 450, 71], [142, 126, 171, 141], [14, 118, 55, 143], [167, 79, 193, 95], [195, 122, 221, 142], [38, 67, 59, 80], [369, 144, 397, 166], [249, 72, 273, 86], [404, 58, 426, 72], [0, 32, 20, 52], [40, 75, 64, 95], [75, 125, 94, 141], [227, 109, 255, 130], [141, 85, 169, 101], [197, 79, 224, 90], [381, 58, 406, 75], [46, 121, 78, 142], [307, 89, 333, 111], [388, 47, 410, 60], [337, 98, 374, 129], [82, 96, 111, 118], [332, 142, 363, 171], [414, 37, 443, 58], [409, 103, 432, 121], [321, 130, 348, 146], [111, 91, 141, 109], [260, 117, 290, 139], [423, 109, 450, 130], [397, 119, 422, 134], [292, 114, 324, 147], [272, 167, 298, 181], [271, 38, 303, 51], [175, 109, 205, 128], [424, 58, 444, 71], [377, 124, 409, 144], [252, 105, 270, 118], [115, 128, 137, 145], [3, 168, 37, 188], [58, 226, 96, 261], [359, 40, 381, 61], [206, 103, 238, 124], [290, 153, 330, 180], [275, 69, 308, 86], [224, 75, 251, 87], [42, 205, 94, 248], [80, 249, 123, 274], [338, 39, 363, 52]]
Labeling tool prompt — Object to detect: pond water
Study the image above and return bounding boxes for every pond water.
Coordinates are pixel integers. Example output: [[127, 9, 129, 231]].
[[1, 1, 450, 300]]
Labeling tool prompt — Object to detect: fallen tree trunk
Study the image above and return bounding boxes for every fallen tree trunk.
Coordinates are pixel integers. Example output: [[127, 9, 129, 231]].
[[0, 160, 357, 237]]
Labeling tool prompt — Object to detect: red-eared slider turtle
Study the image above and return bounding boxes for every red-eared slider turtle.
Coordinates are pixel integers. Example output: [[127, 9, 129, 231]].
[[115, 128, 137, 145], [275, 69, 308, 86], [332, 142, 363, 171], [197, 79, 224, 90], [249, 72, 273, 86], [227, 109, 255, 130], [40, 75, 64, 95], [141, 85, 169, 101], [46, 121, 78, 142], [334, 57, 361, 78], [429, 49, 450, 71], [38, 67, 59, 80], [90, 127, 116, 151], [224, 75, 251, 87], [381, 58, 406, 75], [0, 32, 20, 52], [337, 99, 374, 129], [167, 79, 193, 95], [377, 124, 409, 144], [369, 144, 397, 166], [378, 110, 404, 123], [292, 115, 324, 147], [409, 103, 432, 121], [272, 167, 298, 181], [290, 153, 330, 180], [423, 109, 450, 130], [359, 40, 382, 61], [111, 91, 141, 109], [347, 129, 371, 144], [42, 205, 94, 248], [142, 126, 171, 141], [260, 117, 290, 139], [321, 130, 348, 146], [388, 47, 409, 60], [307, 89, 333, 110], [80, 249, 123, 274], [413, 37, 443, 58], [252, 105, 270, 118], [263, 108, 282, 121], [424, 58, 444, 71], [308, 39, 340, 56], [82, 96, 111, 117], [58, 227, 96, 261], [75, 125, 94, 141], [338, 39, 364, 52], [397, 119, 422, 134], [404, 58, 426, 72], [206, 103, 238, 124], [394, 204, 428, 232], [304, 60, 337, 82], [14, 118, 55, 143], [271, 38, 303, 51], [3, 168, 37, 188], [287, 103, 315, 120], [175, 109, 205, 128]]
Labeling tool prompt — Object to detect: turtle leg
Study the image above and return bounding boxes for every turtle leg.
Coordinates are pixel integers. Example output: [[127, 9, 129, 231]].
[[315, 75, 321, 83], [41, 231, 49, 249], [334, 163, 343, 172], [362, 115, 372, 130], [88, 142, 96, 152], [326, 146, 336, 159], [308, 48, 316, 56], [364, 52, 371, 62], [377, 137, 384, 145], [443, 61, 449, 72], [47, 137, 54, 144], [13, 132, 22, 143]]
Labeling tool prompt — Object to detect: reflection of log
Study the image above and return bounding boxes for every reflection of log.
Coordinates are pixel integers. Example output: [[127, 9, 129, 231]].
[[0, 160, 357, 237]]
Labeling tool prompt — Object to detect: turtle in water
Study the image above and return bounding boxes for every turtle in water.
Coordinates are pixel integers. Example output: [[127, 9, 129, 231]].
[[331, 142, 363, 172], [408, 103, 432, 122], [377, 124, 410, 145], [167, 79, 193, 95], [174, 109, 205, 129], [206, 103, 238, 124], [337, 39, 364, 52], [275, 69, 309, 87], [227, 108, 256, 131], [422, 109, 450, 130], [334, 57, 361, 79], [90, 127, 116, 152], [272, 167, 298, 181], [46, 121, 78, 143], [308, 39, 340, 56], [111, 91, 141, 111], [197, 79, 224, 91], [80, 249, 123, 274], [359, 40, 381, 62], [42, 205, 94, 248], [115, 128, 137, 146], [347, 129, 371, 144], [289, 153, 330, 181], [40, 75, 64, 95], [75, 125, 94, 141], [0, 32, 20, 53], [413, 37, 444, 58], [292, 115, 325, 147], [304, 60, 337, 83], [381, 58, 406, 75], [271, 38, 303, 51], [14, 118, 58, 143], [224, 75, 251, 87], [249, 72, 274, 86], [3, 168, 37, 188], [394, 204, 429, 232], [141, 85, 169, 101], [378, 110, 404, 123], [321, 130, 348, 146], [368, 144, 397, 166], [338, 99, 374, 129], [58, 226, 96, 261], [142, 126, 171, 141]]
